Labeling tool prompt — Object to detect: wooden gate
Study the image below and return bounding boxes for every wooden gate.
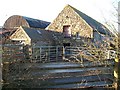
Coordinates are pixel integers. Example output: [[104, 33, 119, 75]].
[[2, 60, 114, 89]]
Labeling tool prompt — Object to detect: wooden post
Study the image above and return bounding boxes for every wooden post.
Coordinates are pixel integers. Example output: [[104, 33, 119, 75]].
[[115, 2, 120, 90], [0, 46, 2, 86], [40, 47, 41, 61], [62, 46, 65, 61], [0, 62, 3, 89], [2, 62, 9, 83], [56, 46, 58, 62], [114, 57, 120, 90], [48, 46, 50, 62], [0, 48, 2, 85], [107, 50, 110, 59]]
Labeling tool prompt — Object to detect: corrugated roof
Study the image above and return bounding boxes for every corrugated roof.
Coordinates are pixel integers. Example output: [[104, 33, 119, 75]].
[[69, 5, 112, 36], [23, 16, 50, 29]]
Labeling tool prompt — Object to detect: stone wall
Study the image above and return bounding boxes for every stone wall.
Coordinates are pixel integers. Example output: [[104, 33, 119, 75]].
[[10, 28, 31, 45], [47, 5, 93, 38]]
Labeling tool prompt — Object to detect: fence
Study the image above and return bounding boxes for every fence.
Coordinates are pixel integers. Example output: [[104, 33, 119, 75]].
[[2, 45, 116, 63], [2, 45, 117, 89], [64, 46, 116, 62], [2, 44, 25, 62]]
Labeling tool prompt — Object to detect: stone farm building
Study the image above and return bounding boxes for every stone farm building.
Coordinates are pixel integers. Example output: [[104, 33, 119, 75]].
[[3, 5, 114, 48], [9, 26, 62, 46], [2, 15, 50, 44], [46, 5, 113, 47]]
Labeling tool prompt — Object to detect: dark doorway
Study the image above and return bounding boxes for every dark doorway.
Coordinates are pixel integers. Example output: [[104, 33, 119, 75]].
[[63, 43, 70, 47], [63, 43, 70, 55]]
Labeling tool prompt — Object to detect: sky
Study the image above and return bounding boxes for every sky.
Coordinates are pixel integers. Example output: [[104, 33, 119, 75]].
[[0, 0, 119, 30]]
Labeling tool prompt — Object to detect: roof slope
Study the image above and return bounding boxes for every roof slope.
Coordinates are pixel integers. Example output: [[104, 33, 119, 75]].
[[23, 16, 50, 28], [69, 5, 112, 36], [3, 15, 50, 29], [22, 27, 57, 41]]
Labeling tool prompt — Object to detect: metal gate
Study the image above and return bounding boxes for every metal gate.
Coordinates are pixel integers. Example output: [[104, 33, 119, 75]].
[[32, 46, 64, 63]]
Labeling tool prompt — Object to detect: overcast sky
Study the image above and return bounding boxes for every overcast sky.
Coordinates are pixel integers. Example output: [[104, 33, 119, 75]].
[[0, 0, 119, 29]]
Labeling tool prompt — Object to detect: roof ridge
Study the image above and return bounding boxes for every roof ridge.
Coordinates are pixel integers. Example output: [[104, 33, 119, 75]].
[[23, 16, 50, 23], [70, 5, 101, 25], [65, 5, 103, 27]]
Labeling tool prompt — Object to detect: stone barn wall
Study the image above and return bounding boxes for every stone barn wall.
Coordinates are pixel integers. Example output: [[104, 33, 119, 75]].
[[47, 5, 93, 38]]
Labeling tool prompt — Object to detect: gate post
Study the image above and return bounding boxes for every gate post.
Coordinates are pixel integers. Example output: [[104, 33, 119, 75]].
[[56, 46, 58, 61], [0, 45, 2, 85], [0, 62, 2, 89], [2, 62, 9, 83], [114, 57, 120, 90], [115, 2, 120, 90], [62, 46, 65, 60]]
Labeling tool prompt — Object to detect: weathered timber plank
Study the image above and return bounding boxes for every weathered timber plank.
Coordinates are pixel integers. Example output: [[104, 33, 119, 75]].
[[15, 74, 113, 84], [28, 66, 113, 75], [6, 74, 113, 88], [47, 81, 113, 89], [9, 61, 114, 70]]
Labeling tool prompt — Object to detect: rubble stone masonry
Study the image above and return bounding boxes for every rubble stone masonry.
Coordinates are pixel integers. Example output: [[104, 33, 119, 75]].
[[47, 5, 93, 38]]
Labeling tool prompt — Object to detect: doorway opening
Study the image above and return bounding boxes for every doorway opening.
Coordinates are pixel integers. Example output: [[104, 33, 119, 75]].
[[63, 43, 70, 55], [63, 43, 70, 47], [63, 25, 71, 38]]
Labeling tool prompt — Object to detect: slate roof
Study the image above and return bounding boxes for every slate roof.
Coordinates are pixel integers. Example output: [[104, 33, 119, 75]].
[[69, 5, 112, 36], [22, 27, 61, 42], [23, 16, 50, 29]]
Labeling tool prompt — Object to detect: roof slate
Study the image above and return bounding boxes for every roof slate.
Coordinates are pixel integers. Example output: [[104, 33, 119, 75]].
[[69, 5, 112, 36], [23, 16, 50, 29], [22, 27, 61, 42]]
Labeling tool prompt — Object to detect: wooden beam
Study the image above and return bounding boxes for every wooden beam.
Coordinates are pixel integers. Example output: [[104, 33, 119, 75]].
[[114, 57, 120, 90]]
